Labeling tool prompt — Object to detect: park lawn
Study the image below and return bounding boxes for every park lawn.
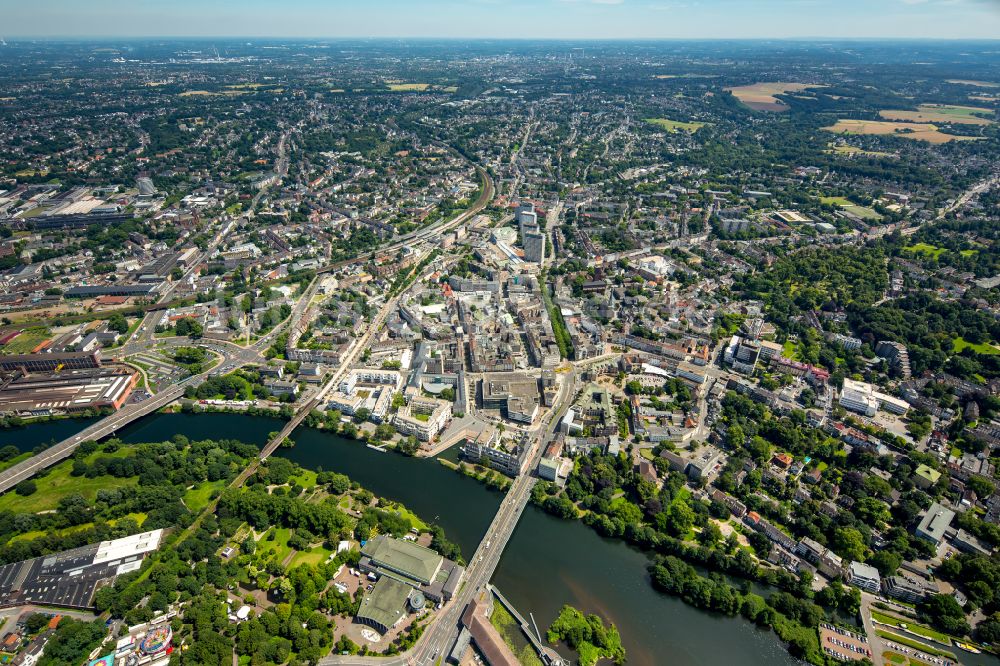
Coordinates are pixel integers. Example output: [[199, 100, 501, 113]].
[[111, 512, 148, 527], [259, 527, 294, 563], [905, 622, 952, 644], [905, 242, 946, 259], [953, 337, 1000, 355], [639, 448, 655, 460], [383, 502, 428, 531], [83, 446, 133, 463], [8, 529, 48, 543], [0, 463, 137, 513], [289, 546, 332, 568], [0, 452, 33, 474], [8, 522, 104, 543], [184, 480, 226, 512], [645, 118, 708, 133], [289, 468, 318, 490], [871, 610, 907, 628]]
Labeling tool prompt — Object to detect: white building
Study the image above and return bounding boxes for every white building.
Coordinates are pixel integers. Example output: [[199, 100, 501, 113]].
[[839, 378, 910, 417], [394, 396, 452, 441], [847, 560, 881, 594]]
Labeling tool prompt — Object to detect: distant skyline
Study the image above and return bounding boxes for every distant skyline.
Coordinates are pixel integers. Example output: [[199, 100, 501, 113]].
[[2, 0, 1000, 40]]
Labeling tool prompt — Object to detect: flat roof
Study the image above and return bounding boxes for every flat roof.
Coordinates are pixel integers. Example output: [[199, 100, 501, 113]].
[[849, 560, 880, 580], [361, 535, 442, 585], [917, 502, 955, 542], [94, 529, 163, 565], [0, 368, 135, 413], [356, 576, 410, 631], [915, 464, 941, 482]]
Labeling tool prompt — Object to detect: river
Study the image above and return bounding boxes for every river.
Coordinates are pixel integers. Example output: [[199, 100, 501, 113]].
[[16, 413, 1000, 665], [103, 412, 802, 665]]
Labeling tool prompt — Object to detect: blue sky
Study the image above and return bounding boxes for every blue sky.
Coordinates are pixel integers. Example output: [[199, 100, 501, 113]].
[[3, 0, 1000, 39]]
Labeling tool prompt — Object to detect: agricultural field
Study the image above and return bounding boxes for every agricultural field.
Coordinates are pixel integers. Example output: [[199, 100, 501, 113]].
[[645, 118, 708, 133], [947, 79, 1000, 88], [879, 104, 994, 126], [725, 81, 821, 111], [178, 89, 248, 97], [2, 328, 51, 354], [386, 82, 430, 91], [823, 119, 980, 144]]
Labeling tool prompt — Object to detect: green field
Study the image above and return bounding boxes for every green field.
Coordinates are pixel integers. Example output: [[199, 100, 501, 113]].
[[289, 546, 333, 568], [183, 480, 226, 512], [905, 242, 946, 259], [2, 328, 51, 354], [782, 340, 801, 361], [843, 204, 881, 221], [0, 461, 137, 513], [871, 611, 952, 644], [821, 197, 881, 221], [954, 337, 1000, 355], [382, 501, 429, 531], [645, 118, 708, 133], [0, 452, 32, 474], [258, 527, 294, 563]]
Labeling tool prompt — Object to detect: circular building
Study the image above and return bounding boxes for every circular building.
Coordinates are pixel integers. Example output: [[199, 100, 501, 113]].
[[139, 625, 172, 655]]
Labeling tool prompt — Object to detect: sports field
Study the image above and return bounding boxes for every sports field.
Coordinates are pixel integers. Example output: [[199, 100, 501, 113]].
[[820, 196, 882, 220]]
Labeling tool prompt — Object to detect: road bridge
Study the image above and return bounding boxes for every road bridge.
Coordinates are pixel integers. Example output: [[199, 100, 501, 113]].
[[320, 365, 578, 665], [0, 378, 191, 494]]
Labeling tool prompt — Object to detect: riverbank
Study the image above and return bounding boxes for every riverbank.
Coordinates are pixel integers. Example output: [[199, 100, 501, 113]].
[[14, 412, 807, 666]]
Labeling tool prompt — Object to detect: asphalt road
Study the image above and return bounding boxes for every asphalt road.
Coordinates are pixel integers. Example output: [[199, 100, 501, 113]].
[[319, 366, 578, 666]]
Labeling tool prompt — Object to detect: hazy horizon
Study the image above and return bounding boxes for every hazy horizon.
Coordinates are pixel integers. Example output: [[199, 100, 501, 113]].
[[2, 0, 1000, 41]]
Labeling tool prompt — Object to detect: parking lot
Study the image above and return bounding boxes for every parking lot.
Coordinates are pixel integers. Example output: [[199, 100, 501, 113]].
[[820, 623, 872, 662]]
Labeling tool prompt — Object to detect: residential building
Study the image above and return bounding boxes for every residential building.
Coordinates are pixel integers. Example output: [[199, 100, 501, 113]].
[[848, 561, 881, 594]]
